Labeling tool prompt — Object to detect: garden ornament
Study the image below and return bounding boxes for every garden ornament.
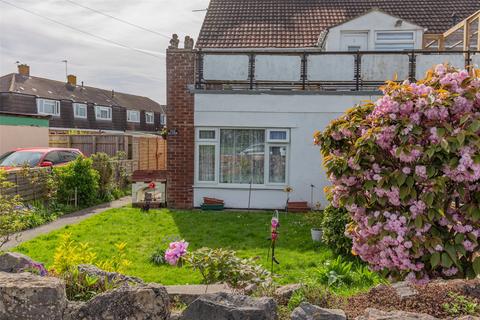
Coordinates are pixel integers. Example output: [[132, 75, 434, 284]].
[[267, 210, 280, 272]]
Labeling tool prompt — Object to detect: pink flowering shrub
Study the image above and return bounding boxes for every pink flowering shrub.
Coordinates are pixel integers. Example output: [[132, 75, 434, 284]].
[[164, 240, 189, 265], [314, 65, 480, 282]]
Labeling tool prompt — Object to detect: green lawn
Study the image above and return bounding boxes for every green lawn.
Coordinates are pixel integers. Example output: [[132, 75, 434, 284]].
[[14, 207, 333, 285]]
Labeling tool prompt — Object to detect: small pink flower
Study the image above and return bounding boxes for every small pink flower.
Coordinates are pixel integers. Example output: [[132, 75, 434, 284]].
[[165, 240, 189, 265]]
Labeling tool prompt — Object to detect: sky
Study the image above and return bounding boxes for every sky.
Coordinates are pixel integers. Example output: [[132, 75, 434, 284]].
[[0, 0, 210, 104]]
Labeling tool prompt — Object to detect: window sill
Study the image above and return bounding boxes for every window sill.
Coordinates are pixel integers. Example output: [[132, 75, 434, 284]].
[[193, 184, 286, 191]]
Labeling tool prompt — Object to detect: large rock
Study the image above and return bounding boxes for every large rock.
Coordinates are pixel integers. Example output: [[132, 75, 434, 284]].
[[275, 284, 302, 305], [180, 292, 277, 320], [291, 302, 346, 320], [65, 283, 170, 320], [77, 264, 144, 286], [355, 308, 439, 320], [0, 252, 38, 273], [0, 271, 66, 320], [392, 281, 418, 300]]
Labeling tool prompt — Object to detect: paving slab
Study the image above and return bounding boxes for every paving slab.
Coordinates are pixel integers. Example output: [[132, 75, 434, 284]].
[[3, 196, 131, 250]]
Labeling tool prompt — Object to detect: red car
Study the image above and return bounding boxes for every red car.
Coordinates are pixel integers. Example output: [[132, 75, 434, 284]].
[[0, 148, 84, 171]]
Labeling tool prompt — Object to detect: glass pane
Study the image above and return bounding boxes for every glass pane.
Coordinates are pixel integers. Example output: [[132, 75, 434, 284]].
[[199, 130, 216, 140], [220, 129, 265, 184], [269, 130, 287, 140], [198, 145, 215, 182], [377, 32, 414, 41], [269, 146, 286, 183]]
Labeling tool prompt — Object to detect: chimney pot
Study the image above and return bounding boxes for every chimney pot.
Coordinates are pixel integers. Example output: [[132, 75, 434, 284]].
[[18, 64, 30, 77], [67, 74, 77, 86]]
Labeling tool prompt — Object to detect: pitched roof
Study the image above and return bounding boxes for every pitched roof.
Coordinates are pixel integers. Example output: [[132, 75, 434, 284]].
[[0, 73, 165, 113], [196, 0, 480, 48]]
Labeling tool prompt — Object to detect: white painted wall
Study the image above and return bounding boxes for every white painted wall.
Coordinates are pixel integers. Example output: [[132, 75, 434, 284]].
[[0, 125, 49, 155], [324, 10, 424, 51], [193, 92, 380, 209]]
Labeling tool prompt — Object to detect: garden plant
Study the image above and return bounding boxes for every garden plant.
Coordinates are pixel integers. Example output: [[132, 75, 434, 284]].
[[315, 65, 480, 282]]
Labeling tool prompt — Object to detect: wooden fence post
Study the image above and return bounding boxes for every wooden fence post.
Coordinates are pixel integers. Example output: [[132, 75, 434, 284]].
[[92, 136, 97, 154]]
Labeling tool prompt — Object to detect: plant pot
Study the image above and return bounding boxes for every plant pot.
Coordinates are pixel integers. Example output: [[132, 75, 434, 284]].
[[311, 228, 322, 242]]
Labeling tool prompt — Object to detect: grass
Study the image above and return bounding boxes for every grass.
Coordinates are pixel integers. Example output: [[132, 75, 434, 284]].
[[14, 207, 334, 285]]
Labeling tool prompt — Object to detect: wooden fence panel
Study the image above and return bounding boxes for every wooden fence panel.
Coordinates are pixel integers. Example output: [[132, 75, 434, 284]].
[[49, 134, 128, 157]]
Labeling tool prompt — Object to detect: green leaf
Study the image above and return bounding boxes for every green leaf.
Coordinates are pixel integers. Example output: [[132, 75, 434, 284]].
[[455, 233, 465, 245], [437, 127, 446, 137], [460, 114, 470, 125], [427, 166, 436, 178], [441, 253, 453, 268], [445, 244, 459, 266], [397, 173, 407, 187], [400, 186, 410, 200], [415, 216, 423, 229], [425, 192, 434, 207], [406, 176, 415, 188], [468, 120, 480, 133], [473, 257, 480, 276], [440, 139, 450, 152], [457, 132, 465, 145], [430, 252, 440, 268]]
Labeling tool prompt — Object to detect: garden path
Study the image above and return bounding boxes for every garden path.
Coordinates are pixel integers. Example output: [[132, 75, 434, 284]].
[[3, 196, 131, 250]]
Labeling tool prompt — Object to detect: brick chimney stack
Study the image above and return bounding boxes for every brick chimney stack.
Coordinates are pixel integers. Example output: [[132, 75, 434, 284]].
[[166, 35, 196, 209], [17, 64, 30, 77], [67, 74, 77, 86]]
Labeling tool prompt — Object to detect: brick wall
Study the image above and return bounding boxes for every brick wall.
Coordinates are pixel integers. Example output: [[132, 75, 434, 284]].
[[166, 46, 196, 209]]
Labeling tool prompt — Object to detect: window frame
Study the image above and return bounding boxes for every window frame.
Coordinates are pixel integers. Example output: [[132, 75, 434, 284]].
[[94, 105, 112, 121], [266, 144, 289, 185], [127, 110, 140, 123], [197, 128, 218, 142], [145, 112, 155, 124], [266, 129, 290, 143], [36, 98, 60, 117], [374, 31, 415, 51], [195, 127, 289, 187], [72, 103, 87, 119], [160, 114, 167, 126]]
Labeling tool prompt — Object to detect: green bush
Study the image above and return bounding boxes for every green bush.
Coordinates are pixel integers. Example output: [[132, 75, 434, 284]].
[[90, 153, 115, 201], [321, 205, 352, 256], [0, 170, 29, 248], [54, 157, 100, 206], [185, 248, 271, 290]]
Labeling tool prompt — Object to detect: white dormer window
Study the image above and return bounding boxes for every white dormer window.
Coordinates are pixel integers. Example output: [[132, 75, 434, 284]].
[[37, 98, 60, 116], [145, 112, 154, 124], [375, 31, 415, 51], [73, 103, 87, 119], [95, 106, 112, 121], [127, 110, 140, 123], [160, 114, 166, 126]]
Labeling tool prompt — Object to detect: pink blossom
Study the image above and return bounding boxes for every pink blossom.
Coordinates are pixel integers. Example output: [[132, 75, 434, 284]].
[[165, 240, 189, 265]]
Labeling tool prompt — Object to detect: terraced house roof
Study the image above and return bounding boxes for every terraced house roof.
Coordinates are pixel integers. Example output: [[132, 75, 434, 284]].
[[196, 0, 480, 48]]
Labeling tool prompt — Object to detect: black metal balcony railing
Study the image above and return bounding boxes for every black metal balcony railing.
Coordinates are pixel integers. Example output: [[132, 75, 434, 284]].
[[195, 50, 480, 92]]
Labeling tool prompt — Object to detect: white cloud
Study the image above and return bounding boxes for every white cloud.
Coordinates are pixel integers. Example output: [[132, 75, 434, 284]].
[[0, 0, 209, 104]]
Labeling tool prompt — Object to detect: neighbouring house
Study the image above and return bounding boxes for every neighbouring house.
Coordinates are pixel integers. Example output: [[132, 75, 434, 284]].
[[0, 64, 166, 134], [0, 111, 50, 155], [166, 0, 480, 209]]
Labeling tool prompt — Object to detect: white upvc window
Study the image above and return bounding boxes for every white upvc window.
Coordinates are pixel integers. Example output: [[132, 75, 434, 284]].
[[160, 114, 167, 126], [195, 128, 289, 185], [145, 112, 154, 124], [375, 31, 415, 51], [73, 103, 87, 119], [36, 98, 60, 116], [127, 110, 140, 123], [95, 105, 112, 121]]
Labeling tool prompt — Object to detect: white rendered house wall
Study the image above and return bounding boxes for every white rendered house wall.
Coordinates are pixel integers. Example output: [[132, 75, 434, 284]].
[[193, 92, 380, 209], [324, 10, 424, 51]]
